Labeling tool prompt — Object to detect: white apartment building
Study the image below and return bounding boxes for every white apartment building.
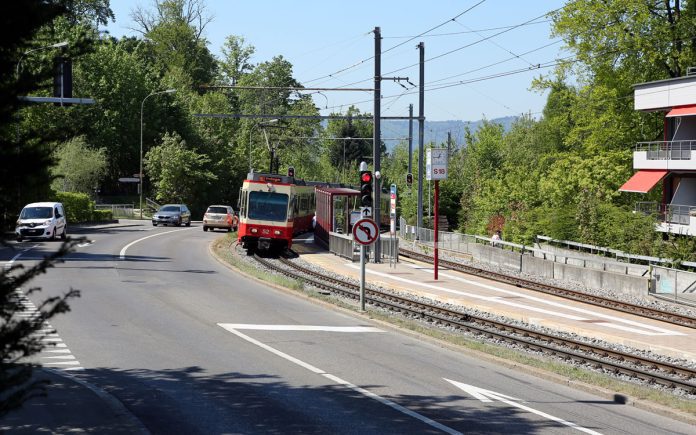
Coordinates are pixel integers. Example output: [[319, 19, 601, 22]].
[[621, 73, 696, 236]]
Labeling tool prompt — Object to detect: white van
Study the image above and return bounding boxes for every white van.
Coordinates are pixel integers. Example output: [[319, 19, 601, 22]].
[[15, 202, 67, 242]]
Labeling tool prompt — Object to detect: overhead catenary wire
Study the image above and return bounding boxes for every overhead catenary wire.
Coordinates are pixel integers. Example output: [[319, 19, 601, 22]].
[[301, 1, 488, 85], [382, 20, 552, 39]]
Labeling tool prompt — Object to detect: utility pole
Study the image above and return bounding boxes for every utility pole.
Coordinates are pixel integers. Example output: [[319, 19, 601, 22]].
[[373, 26, 382, 262], [417, 42, 425, 236], [408, 103, 413, 174]]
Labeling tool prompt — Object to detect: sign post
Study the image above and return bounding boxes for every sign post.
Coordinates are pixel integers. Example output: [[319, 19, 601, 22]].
[[353, 218, 379, 310], [389, 184, 397, 267], [426, 148, 448, 280]]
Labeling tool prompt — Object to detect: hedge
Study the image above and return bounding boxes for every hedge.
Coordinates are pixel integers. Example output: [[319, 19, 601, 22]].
[[91, 209, 113, 221], [54, 192, 113, 223]]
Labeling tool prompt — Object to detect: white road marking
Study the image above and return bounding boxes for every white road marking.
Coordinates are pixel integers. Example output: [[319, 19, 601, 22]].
[[3, 244, 39, 268], [13, 289, 83, 370], [348, 264, 684, 336], [42, 360, 81, 366], [218, 323, 460, 435], [445, 379, 603, 435], [225, 324, 383, 333], [119, 227, 196, 259], [77, 240, 94, 248]]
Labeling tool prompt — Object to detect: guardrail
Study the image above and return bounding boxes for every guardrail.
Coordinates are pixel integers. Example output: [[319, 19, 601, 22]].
[[95, 204, 134, 218]]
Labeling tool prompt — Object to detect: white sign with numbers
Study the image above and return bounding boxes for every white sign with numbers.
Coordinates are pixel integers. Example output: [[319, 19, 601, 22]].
[[426, 148, 448, 180]]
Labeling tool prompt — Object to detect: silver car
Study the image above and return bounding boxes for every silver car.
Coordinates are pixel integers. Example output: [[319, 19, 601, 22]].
[[203, 205, 238, 232], [152, 204, 191, 227]]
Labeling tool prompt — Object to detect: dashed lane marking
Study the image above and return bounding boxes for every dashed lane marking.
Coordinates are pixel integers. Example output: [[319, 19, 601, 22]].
[[218, 323, 460, 435]]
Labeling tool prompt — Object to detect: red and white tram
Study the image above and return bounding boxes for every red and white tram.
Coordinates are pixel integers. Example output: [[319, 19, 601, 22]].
[[238, 172, 315, 252]]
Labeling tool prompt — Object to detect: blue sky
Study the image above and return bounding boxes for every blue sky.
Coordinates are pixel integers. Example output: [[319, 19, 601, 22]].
[[104, 0, 567, 123]]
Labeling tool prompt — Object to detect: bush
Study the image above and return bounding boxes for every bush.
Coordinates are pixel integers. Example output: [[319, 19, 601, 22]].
[[55, 192, 93, 223], [91, 209, 113, 222]]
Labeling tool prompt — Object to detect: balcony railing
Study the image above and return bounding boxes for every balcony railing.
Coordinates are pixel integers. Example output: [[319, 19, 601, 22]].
[[635, 201, 695, 225], [634, 140, 696, 160]]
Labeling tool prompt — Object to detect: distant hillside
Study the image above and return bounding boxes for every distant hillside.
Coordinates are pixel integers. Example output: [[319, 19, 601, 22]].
[[379, 116, 517, 151]]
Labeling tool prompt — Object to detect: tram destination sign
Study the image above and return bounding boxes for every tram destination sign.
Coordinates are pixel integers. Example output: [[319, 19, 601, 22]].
[[426, 148, 448, 180]]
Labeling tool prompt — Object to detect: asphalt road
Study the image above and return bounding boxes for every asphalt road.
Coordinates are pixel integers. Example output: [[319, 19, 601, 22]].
[[2, 221, 693, 434]]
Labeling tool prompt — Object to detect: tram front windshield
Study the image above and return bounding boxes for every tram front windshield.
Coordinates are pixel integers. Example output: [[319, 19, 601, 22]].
[[249, 191, 288, 222]]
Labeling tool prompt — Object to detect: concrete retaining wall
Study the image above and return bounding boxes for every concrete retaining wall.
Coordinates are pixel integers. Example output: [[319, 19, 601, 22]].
[[471, 244, 649, 299]]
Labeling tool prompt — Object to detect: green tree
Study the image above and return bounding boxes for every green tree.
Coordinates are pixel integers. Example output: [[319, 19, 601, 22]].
[[1, 0, 87, 417], [133, 0, 217, 87], [219, 35, 255, 85], [145, 132, 216, 209], [51, 136, 107, 194], [324, 107, 374, 183]]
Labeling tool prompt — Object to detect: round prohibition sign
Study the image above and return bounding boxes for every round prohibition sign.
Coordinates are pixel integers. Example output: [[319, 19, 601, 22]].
[[352, 218, 379, 245]]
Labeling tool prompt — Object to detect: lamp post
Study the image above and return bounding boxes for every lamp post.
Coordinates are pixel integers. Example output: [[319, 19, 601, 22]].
[[15, 41, 69, 144], [16, 41, 68, 78], [140, 88, 176, 219]]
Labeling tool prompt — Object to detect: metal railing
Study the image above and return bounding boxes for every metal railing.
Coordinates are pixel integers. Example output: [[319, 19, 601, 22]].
[[328, 231, 399, 263], [145, 197, 160, 214], [94, 204, 134, 218], [651, 265, 696, 306], [634, 140, 696, 160], [635, 201, 695, 225]]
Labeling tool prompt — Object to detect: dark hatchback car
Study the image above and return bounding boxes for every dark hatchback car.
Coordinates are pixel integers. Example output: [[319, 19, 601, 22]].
[[152, 204, 191, 227]]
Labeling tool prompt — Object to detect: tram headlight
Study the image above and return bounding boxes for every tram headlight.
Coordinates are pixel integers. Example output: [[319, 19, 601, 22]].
[[274, 230, 282, 235], [251, 228, 258, 234]]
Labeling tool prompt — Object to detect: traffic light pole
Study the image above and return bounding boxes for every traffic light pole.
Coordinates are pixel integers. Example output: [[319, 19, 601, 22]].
[[373, 27, 382, 263], [416, 42, 425, 238], [360, 244, 366, 311]]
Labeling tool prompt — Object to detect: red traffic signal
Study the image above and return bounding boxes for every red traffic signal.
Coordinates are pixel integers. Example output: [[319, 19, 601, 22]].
[[406, 173, 413, 186], [359, 170, 373, 207], [287, 166, 295, 177]]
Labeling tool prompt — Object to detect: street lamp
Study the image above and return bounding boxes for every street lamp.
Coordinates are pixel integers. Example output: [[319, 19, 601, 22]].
[[140, 88, 176, 219], [16, 41, 69, 78]]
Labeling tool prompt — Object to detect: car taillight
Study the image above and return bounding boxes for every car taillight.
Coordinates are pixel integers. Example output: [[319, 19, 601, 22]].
[[227, 213, 232, 224]]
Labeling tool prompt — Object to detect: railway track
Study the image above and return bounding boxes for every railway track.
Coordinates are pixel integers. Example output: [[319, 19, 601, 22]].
[[399, 247, 696, 330], [252, 253, 696, 394]]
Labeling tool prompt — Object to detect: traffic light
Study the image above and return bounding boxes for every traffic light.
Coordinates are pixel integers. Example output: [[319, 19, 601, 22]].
[[287, 166, 295, 177], [360, 170, 373, 207], [406, 172, 413, 186]]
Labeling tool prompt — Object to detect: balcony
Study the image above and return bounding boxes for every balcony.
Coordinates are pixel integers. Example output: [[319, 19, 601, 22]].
[[635, 201, 696, 235], [633, 140, 696, 170]]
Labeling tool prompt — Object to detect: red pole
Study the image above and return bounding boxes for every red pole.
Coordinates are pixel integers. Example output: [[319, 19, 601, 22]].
[[434, 180, 439, 280]]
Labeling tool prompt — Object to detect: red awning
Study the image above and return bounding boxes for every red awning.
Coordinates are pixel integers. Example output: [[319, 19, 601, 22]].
[[619, 170, 668, 193], [666, 104, 696, 117]]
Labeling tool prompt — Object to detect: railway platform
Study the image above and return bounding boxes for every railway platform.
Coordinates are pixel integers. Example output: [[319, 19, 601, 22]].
[[291, 235, 696, 363]]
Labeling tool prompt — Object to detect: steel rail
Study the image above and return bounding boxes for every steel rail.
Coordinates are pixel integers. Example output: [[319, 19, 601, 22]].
[[399, 247, 696, 329], [251, 254, 696, 393]]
